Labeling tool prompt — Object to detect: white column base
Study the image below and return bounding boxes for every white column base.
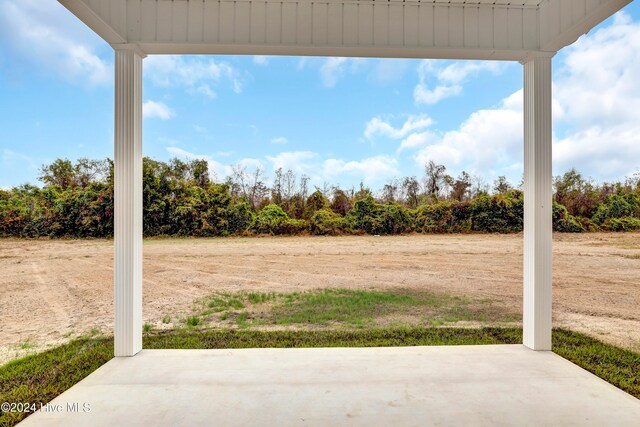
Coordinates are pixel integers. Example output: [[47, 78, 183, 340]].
[[523, 56, 553, 351], [114, 48, 144, 357]]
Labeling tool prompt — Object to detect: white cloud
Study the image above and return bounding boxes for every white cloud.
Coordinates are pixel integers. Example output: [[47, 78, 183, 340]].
[[319, 57, 366, 87], [305, 57, 410, 88], [195, 84, 216, 98], [270, 137, 288, 145], [320, 57, 349, 88], [266, 151, 319, 174], [365, 115, 433, 140], [298, 57, 370, 87], [322, 156, 399, 185], [163, 145, 402, 188], [413, 60, 504, 105], [555, 12, 640, 129], [165, 146, 232, 180], [296, 57, 309, 70], [369, 59, 411, 84], [0, 0, 111, 86], [405, 11, 640, 183], [414, 90, 523, 179], [554, 127, 640, 179], [253, 56, 269, 66], [397, 131, 438, 153], [2, 149, 37, 169], [143, 100, 175, 120], [548, 12, 640, 180], [215, 151, 234, 158], [414, 85, 462, 105], [166, 147, 198, 158], [237, 158, 264, 171], [144, 55, 244, 96]]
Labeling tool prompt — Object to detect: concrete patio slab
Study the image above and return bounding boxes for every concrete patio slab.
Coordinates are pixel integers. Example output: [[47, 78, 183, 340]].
[[19, 345, 640, 426]]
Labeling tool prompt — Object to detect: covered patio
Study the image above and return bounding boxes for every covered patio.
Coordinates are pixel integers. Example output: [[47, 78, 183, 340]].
[[19, 346, 640, 426], [20, 0, 640, 424]]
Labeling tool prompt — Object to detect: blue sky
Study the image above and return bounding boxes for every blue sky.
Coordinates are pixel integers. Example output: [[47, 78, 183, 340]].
[[1, 0, 640, 191]]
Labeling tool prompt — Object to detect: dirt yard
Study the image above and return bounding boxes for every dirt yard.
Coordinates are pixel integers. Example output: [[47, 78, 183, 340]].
[[1, 233, 639, 363]]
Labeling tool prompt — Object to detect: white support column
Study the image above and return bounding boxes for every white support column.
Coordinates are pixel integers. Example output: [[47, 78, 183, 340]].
[[114, 47, 144, 357], [523, 56, 553, 351]]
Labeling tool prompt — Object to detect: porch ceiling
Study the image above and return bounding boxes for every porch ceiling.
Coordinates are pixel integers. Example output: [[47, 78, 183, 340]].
[[59, 0, 632, 60]]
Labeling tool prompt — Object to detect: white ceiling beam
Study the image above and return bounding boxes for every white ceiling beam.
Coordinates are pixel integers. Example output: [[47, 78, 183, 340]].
[[58, 0, 126, 45], [539, 0, 632, 52], [57, 0, 633, 60], [136, 43, 548, 62]]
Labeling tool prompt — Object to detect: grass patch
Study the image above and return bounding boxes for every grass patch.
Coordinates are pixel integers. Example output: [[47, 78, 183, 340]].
[[18, 340, 33, 351], [247, 292, 276, 304], [236, 312, 250, 327], [553, 328, 640, 399], [0, 335, 113, 427], [185, 315, 201, 327], [143, 326, 522, 349], [1, 327, 639, 426], [271, 289, 416, 326], [194, 288, 514, 328]]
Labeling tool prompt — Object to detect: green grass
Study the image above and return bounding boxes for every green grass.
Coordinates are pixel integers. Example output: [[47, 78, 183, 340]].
[[0, 336, 113, 427], [1, 327, 639, 427], [247, 292, 276, 304], [18, 340, 33, 351], [185, 315, 201, 327], [553, 328, 640, 398], [192, 288, 515, 328], [143, 326, 522, 349], [271, 289, 416, 326], [236, 312, 250, 327]]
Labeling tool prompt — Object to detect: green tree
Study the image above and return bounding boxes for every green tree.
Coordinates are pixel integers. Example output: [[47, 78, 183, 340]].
[[304, 190, 328, 219], [493, 176, 512, 195], [39, 159, 76, 189], [451, 172, 472, 202], [329, 188, 352, 216]]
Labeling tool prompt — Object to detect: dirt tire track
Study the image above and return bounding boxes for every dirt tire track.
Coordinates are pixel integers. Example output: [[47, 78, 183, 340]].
[[30, 261, 69, 324]]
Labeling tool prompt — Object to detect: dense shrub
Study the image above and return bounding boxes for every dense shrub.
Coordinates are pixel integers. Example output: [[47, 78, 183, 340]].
[[470, 192, 523, 233], [345, 196, 377, 234], [329, 189, 352, 216], [553, 203, 585, 232], [251, 204, 289, 234], [414, 202, 471, 233], [279, 218, 308, 235], [309, 209, 345, 235], [377, 202, 412, 234], [227, 202, 254, 234], [3, 157, 640, 238], [346, 197, 410, 235], [554, 168, 607, 218], [601, 217, 640, 232], [0, 186, 37, 236], [251, 204, 307, 235], [575, 216, 600, 232], [304, 190, 328, 219], [592, 193, 640, 224]]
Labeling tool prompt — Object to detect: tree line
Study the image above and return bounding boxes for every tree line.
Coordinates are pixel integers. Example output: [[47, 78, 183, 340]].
[[1, 157, 639, 238]]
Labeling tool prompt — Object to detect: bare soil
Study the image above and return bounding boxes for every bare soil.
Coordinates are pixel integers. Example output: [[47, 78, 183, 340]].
[[1, 233, 639, 364]]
